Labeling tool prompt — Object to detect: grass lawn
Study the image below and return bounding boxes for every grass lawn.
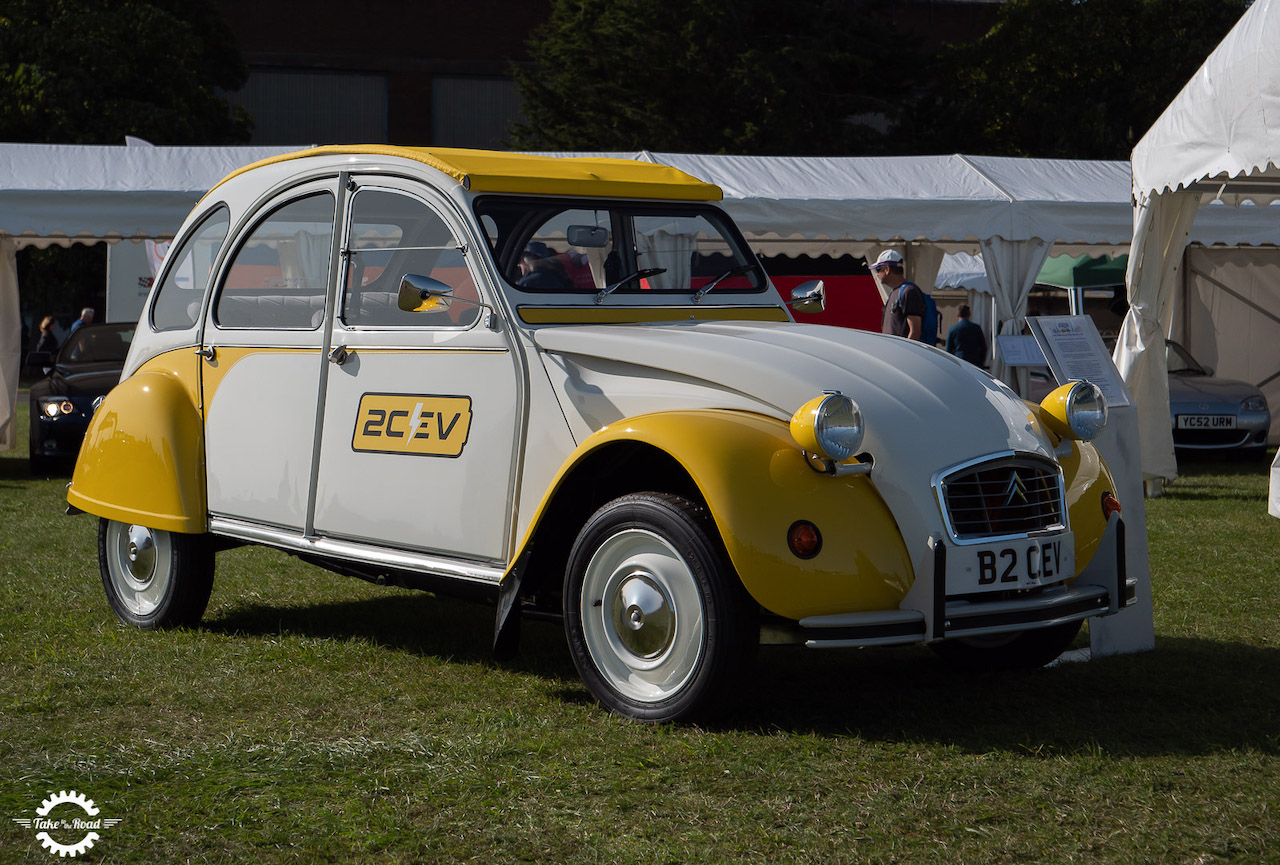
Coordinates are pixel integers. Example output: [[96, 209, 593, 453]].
[[2, 399, 1278, 863]]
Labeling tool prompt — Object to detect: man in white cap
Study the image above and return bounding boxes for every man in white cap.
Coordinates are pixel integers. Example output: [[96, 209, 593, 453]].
[[874, 251, 925, 340]]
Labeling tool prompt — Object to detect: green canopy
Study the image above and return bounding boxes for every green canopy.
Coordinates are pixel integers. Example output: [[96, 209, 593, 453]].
[[1036, 254, 1129, 289]]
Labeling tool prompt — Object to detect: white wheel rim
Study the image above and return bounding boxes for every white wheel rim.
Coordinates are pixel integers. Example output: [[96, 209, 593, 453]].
[[105, 522, 173, 617], [580, 528, 706, 703]]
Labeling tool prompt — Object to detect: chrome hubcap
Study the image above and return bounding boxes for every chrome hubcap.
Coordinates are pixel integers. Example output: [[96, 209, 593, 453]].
[[580, 528, 706, 703], [612, 573, 675, 659], [105, 520, 172, 617], [126, 524, 157, 584]]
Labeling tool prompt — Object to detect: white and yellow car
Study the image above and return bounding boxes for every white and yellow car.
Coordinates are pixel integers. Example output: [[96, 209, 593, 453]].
[[69, 147, 1133, 721]]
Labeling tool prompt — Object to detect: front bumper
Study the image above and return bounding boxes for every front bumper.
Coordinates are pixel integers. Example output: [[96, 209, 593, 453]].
[[1171, 409, 1270, 451], [766, 513, 1134, 649]]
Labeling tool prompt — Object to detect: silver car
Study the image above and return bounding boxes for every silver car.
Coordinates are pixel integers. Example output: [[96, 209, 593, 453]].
[[1168, 340, 1271, 458]]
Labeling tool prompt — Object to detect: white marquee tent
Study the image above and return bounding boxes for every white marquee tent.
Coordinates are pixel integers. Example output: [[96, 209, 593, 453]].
[[3, 142, 1277, 459], [1117, 0, 1280, 485], [0, 143, 297, 448]]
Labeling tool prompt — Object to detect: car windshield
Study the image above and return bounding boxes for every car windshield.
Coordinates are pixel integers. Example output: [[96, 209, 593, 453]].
[[473, 196, 763, 297], [60, 324, 134, 364], [1166, 340, 1207, 376]]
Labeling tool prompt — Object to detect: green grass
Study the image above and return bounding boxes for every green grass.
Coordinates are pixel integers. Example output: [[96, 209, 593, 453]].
[[2, 400, 1278, 863]]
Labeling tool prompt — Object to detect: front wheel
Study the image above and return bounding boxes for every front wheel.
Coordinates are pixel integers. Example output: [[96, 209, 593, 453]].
[[99, 518, 215, 629], [930, 619, 1083, 672], [563, 493, 756, 722]]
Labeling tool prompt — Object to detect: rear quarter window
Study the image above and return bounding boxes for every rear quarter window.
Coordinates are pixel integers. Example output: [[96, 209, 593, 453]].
[[150, 207, 231, 332]]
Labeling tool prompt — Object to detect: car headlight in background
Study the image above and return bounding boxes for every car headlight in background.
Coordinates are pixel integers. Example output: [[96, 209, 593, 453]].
[[1039, 380, 1108, 441], [39, 398, 76, 418], [790, 392, 865, 462], [1242, 396, 1268, 413]]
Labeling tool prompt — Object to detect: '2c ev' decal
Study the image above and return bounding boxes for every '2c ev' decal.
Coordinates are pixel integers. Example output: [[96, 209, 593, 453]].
[[352, 393, 473, 457]]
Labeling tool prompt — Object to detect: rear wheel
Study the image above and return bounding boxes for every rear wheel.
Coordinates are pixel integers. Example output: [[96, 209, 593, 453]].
[[99, 518, 214, 629], [930, 619, 1083, 671], [563, 493, 756, 722]]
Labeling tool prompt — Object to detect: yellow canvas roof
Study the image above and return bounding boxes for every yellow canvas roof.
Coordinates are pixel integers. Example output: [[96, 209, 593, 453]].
[[214, 145, 723, 201]]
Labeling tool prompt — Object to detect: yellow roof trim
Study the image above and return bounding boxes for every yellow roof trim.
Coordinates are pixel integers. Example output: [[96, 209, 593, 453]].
[[518, 305, 789, 325], [210, 145, 723, 201]]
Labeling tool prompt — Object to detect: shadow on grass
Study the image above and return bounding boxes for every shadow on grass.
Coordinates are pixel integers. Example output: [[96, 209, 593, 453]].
[[721, 636, 1280, 757], [206, 592, 1280, 756], [0, 455, 72, 482], [204, 591, 578, 681]]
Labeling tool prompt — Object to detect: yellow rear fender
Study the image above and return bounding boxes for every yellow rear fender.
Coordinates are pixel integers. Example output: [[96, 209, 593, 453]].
[[67, 369, 207, 534], [511, 409, 914, 622]]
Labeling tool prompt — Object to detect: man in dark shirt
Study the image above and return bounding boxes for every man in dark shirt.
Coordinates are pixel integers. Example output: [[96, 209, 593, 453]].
[[946, 303, 987, 367], [875, 250, 925, 340]]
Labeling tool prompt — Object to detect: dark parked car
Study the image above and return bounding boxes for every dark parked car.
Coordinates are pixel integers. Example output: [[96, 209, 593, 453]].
[[1028, 337, 1270, 458], [28, 322, 134, 471], [1167, 339, 1271, 458]]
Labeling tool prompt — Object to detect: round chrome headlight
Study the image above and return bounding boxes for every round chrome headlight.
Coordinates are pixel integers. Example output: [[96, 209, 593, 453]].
[[790, 392, 865, 461], [1064, 380, 1108, 440]]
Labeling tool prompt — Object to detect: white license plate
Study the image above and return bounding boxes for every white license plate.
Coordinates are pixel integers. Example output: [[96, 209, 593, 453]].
[[949, 534, 1074, 594], [1177, 414, 1236, 429]]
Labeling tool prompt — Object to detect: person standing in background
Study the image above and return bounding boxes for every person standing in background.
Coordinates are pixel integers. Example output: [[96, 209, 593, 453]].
[[69, 307, 94, 334], [946, 303, 987, 367], [34, 316, 59, 355], [875, 251, 925, 341]]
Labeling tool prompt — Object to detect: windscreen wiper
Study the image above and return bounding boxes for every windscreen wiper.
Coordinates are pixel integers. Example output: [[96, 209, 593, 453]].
[[594, 268, 667, 305], [691, 263, 755, 303]]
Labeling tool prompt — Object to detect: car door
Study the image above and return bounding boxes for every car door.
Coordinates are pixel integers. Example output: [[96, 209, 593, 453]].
[[200, 181, 337, 531], [310, 179, 521, 564]]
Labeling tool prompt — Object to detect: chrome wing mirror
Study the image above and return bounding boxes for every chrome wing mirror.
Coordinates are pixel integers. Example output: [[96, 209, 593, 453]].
[[787, 279, 825, 314], [397, 273, 499, 330]]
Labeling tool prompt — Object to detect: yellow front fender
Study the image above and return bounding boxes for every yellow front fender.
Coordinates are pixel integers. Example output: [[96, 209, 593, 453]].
[[67, 369, 207, 534], [514, 409, 914, 621]]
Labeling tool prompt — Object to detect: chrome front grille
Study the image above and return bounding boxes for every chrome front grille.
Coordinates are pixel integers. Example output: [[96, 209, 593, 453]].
[[937, 456, 1066, 540]]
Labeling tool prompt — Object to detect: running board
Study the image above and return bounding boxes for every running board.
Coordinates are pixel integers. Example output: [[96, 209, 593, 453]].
[[207, 517, 505, 587]]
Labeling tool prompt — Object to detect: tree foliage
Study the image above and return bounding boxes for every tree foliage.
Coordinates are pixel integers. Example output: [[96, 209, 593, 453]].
[[0, 0, 251, 145], [514, 0, 1252, 160], [898, 0, 1252, 159], [509, 0, 908, 155]]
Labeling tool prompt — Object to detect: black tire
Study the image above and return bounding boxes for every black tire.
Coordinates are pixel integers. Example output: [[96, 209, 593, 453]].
[[98, 518, 215, 629], [563, 493, 757, 722], [930, 619, 1083, 672]]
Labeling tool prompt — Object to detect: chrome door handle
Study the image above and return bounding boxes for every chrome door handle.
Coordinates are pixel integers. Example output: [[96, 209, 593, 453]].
[[328, 345, 349, 365], [194, 346, 216, 361]]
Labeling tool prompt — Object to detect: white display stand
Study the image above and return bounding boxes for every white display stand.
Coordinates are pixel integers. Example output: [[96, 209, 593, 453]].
[[1270, 448, 1280, 519], [105, 240, 155, 325], [1030, 316, 1155, 657]]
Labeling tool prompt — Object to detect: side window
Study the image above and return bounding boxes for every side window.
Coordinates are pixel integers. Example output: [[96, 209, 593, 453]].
[[342, 188, 479, 328], [214, 193, 335, 330], [150, 207, 230, 332]]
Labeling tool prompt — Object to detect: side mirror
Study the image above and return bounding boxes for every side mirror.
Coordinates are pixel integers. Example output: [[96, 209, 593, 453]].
[[397, 273, 456, 312], [787, 279, 825, 314], [397, 273, 500, 330]]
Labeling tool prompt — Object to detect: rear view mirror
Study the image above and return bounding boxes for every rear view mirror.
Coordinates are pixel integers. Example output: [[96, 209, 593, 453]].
[[788, 279, 825, 314], [567, 225, 609, 248], [398, 273, 456, 312]]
